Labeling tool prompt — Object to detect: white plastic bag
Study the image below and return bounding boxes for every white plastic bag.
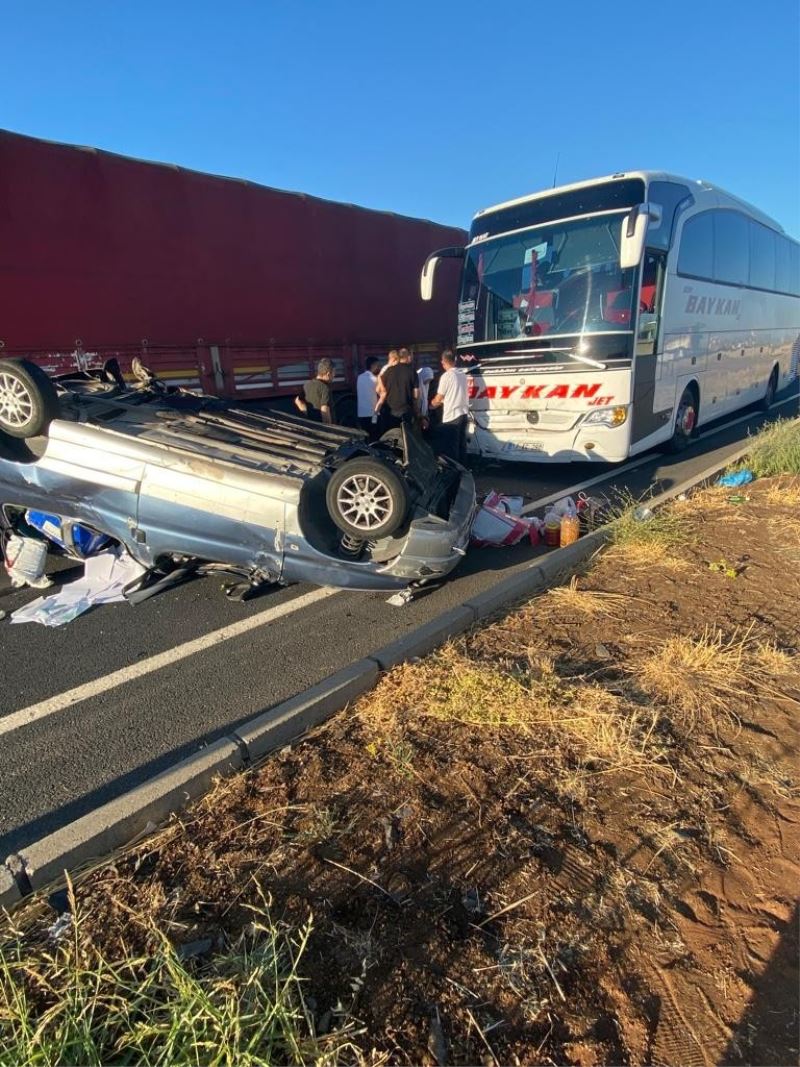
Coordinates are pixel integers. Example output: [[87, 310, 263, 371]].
[[3, 535, 52, 589], [548, 496, 577, 519], [470, 491, 540, 547]]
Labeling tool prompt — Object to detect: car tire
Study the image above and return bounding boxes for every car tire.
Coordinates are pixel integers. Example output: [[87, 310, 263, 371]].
[[326, 458, 409, 539], [0, 359, 60, 438], [759, 366, 778, 412], [665, 386, 698, 453]]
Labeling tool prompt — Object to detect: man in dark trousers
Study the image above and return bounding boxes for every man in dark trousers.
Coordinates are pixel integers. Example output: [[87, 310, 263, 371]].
[[295, 358, 335, 424], [376, 348, 419, 433], [430, 349, 469, 462]]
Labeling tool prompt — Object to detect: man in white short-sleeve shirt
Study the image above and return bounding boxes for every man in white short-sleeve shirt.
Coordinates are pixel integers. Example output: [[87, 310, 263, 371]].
[[430, 350, 469, 462], [356, 357, 381, 439]]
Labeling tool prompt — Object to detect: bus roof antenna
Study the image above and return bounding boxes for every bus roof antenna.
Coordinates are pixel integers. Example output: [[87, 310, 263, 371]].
[[552, 153, 560, 188]]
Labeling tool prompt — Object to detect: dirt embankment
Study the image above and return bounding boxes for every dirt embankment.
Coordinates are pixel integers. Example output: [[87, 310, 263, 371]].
[[4, 475, 800, 1065]]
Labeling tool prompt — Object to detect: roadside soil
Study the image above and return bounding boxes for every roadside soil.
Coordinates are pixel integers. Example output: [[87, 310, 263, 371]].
[[7, 476, 800, 1065]]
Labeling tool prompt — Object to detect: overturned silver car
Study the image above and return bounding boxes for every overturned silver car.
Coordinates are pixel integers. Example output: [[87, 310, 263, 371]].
[[0, 359, 475, 595]]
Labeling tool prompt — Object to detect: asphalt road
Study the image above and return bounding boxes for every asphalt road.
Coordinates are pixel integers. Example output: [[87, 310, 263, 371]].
[[1, 391, 797, 857]]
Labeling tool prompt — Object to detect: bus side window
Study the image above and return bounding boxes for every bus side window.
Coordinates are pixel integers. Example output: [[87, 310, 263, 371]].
[[636, 251, 666, 356]]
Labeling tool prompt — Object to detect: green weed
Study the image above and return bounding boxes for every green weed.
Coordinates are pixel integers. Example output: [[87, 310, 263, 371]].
[[0, 900, 332, 1067], [746, 416, 800, 477]]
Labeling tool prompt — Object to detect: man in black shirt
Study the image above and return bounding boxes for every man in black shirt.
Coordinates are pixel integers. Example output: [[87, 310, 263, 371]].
[[295, 358, 335, 424], [376, 348, 419, 433]]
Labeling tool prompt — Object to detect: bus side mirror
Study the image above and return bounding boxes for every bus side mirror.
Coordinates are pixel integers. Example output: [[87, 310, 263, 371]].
[[619, 203, 662, 269], [420, 246, 466, 301]]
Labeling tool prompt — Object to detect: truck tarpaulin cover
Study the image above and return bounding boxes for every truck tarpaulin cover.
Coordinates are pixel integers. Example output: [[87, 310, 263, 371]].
[[0, 129, 465, 352]]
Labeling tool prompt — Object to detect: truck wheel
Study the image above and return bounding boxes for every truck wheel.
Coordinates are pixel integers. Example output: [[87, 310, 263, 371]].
[[332, 391, 358, 427], [665, 386, 698, 453], [0, 359, 60, 438], [326, 458, 409, 539]]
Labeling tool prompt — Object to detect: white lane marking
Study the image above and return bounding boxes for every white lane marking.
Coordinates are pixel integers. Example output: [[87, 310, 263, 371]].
[[518, 456, 653, 514], [0, 586, 340, 739], [695, 391, 797, 441], [518, 392, 798, 515]]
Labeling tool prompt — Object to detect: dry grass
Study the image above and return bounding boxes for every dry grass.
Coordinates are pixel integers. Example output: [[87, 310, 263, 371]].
[[763, 477, 800, 507], [634, 627, 748, 728], [606, 540, 690, 570], [750, 641, 797, 680], [543, 575, 627, 617], [606, 495, 691, 571], [357, 646, 662, 773], [633, 627, 798, 733]]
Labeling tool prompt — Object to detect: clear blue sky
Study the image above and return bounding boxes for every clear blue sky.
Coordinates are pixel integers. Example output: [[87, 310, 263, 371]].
[[4, 0, 799, 237]]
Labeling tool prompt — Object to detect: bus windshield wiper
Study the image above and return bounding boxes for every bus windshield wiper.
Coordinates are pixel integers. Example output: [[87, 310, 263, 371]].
[[505, 346, 608, 370], [566, 349, 607, 370]]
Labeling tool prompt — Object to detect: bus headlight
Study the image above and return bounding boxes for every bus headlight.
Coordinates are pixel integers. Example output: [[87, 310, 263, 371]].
[[583, 405, 629, 427]]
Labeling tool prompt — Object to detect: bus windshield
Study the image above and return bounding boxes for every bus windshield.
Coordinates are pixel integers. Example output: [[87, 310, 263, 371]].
[[459, 212, 639, 349]]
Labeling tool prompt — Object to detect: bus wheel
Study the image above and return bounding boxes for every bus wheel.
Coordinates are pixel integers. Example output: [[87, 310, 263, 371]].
[[666, 387, 697, 453], [759, 367, 778, 412], [0, 359, 60, 439]]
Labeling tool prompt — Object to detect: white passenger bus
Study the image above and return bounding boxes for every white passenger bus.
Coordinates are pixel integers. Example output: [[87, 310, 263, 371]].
[[421, 172, 800, 462]]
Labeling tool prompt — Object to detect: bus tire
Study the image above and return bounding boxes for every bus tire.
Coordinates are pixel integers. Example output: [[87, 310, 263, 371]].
[[759, 366, 778, 412], [0, 359, 60, 439], [665, 386, 698, 453]]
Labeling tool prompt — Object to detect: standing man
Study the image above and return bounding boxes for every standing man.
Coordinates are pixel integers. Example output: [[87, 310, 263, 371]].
[[295, 358, 335, 424], [356, 356, 381, 439], [430, 350, 469, 462], [377, 348, 419, 433], [416, 359, 435, 433], [378, 348, 399, 381]]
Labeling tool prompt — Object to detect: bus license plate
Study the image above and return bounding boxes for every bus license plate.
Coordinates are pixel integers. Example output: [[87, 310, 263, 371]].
[[501, 441, 544, 454]]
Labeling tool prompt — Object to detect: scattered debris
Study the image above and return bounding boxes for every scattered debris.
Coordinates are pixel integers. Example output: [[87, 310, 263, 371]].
[[471, 490, 541, 547], [708, 558, 745, 579], [10, 549, 146, 626], [428, 1005, 449, 1066], [176, 938, 213, 961], [717, 468, 754, 487], [4, 533, 52, 589], [45, 912, 74, 944]]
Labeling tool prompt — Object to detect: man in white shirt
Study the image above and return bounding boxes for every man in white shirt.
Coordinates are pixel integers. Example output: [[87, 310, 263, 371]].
[[430, 349, 469, 462], [356, 356, 381, 440]]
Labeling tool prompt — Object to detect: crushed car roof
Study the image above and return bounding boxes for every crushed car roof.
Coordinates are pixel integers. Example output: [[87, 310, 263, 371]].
[[67, 395, 365, 477]]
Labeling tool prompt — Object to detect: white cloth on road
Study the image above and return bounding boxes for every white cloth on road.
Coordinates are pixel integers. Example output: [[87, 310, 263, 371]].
[[10, 550, 146, 627]]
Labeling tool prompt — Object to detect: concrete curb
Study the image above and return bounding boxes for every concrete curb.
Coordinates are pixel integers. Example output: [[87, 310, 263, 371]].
[[234, 658, 379, 761], [371, 606, 478, 670], [2, 443, 747, 906], [466, 527, 610, 622], [0, 863, 21, 912], [11, 737, 243, 892]]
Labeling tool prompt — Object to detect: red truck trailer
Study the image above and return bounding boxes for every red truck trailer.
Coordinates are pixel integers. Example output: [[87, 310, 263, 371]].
[[0, 129, 465, 412]]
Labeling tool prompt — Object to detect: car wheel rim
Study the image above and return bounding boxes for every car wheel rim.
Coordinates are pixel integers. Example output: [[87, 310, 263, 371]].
[[336, 473, 395, 531], [0, 374, 34, 428]]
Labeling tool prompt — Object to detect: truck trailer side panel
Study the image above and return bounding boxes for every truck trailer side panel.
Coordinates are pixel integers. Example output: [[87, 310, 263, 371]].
[[0, 129, 465, 395]]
